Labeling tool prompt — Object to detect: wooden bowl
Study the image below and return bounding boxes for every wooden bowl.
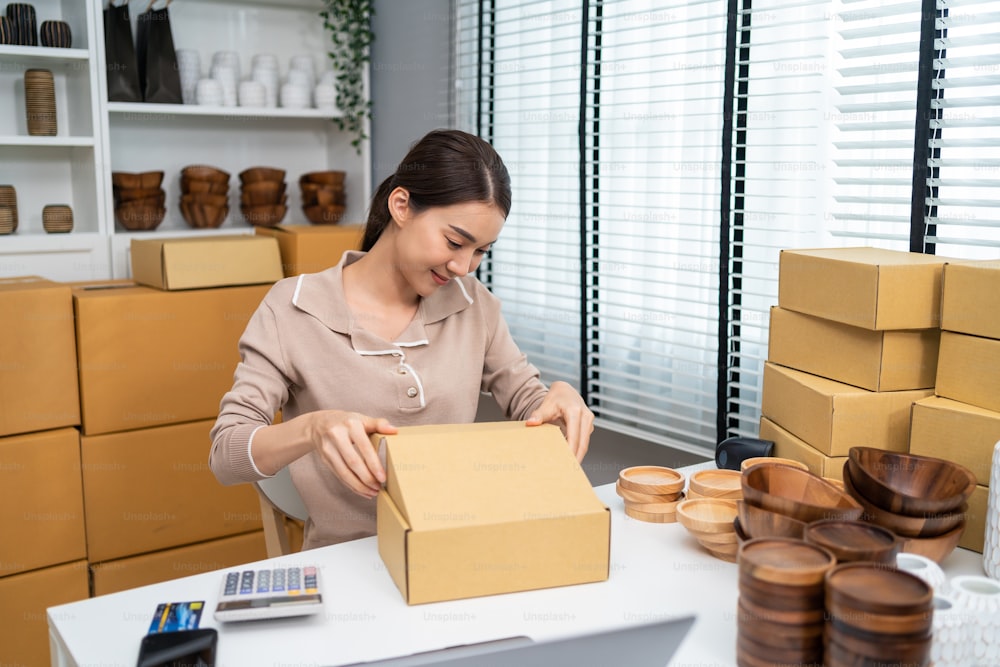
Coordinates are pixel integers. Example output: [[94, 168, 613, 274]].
[[239, 166, 286, 184], [181, 165, 230, 184], [617, 466, 684, 496], [676, 498, 738, 535], [847, 446, 976, 516], [898, 520, 966, 564], [241, 180, 287, 204], [300, 170, 346, 186], [114, 203, 165, 231], [825, 632, 931, 667], [300, 182, 346, 206], [803, 519, 899, 565], [742, 462, 863, 524], [180, 201, 228, 229], [181, 177, 230, 195], [113, 186, 165, 203], [615, 480, 680, 504], [303, 204, 347, 225], [688, 469, 742, 500], [738, 593, 826, 626], [241, 204, 287, 227], [741, 456, 808, 473], [181, 192, 229, 208], [826, 595, 933, 636], [824, 561, 933, 615], [739, 537, 837, 586], [112, 170, 164, 189], [623, 504, 677, 523], [842, 467, 967, 538], [736, 500, 807, 540]]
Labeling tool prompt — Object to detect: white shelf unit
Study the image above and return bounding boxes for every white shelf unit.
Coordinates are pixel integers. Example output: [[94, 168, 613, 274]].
[[0, 0, 371, 281], [0, 1, 110, 281]]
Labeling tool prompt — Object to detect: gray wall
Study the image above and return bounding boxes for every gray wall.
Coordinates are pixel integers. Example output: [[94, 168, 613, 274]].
[[370, 0, 454, 187]]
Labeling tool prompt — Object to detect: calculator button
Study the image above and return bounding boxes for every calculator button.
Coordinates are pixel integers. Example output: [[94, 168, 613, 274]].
[[224, 572, 239, 596], [239, 570, 255, 595], [256, 570, 271, 593]]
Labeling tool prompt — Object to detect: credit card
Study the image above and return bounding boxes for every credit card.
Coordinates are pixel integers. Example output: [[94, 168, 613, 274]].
[[148, 601, 204, 634]]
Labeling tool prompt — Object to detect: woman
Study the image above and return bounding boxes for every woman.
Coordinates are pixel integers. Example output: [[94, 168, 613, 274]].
[[209, 129, 594, 550]]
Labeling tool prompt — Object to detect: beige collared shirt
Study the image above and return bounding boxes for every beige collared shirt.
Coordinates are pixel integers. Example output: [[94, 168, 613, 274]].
[[210, 251, 547, 549]]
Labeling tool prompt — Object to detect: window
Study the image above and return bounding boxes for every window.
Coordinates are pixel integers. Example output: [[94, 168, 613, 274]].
[[455, 0, 1000, 455]]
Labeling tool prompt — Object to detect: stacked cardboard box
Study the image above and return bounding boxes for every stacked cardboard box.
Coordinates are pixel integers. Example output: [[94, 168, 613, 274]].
[[0, 278, 90, 667], [761, 248, 945, 483], [255, 223, 364, 276], [909, 260, 1000, 552]]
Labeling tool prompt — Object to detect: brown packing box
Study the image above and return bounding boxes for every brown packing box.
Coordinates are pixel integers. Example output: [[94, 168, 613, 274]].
[[777, 247, 946, 330], [959, 484, 988, 553], [768, 306, 939, 391], [0, 276, 80, 436], [761, 362, 931, 456], [255, 223, 364, 276], [0, 560, 89, 667], [0, 428, 86, 576], [941, 260, 1000, 339], [130, 235, 283, 290], [759, 417, 848, 481], [91, 531, 268, 596], [80, 419, 262, 562], [935, 331, 1000, 414], [73, 282, 269, 435], [375, 421, 610, 605], [909, 396, 1000, 487]]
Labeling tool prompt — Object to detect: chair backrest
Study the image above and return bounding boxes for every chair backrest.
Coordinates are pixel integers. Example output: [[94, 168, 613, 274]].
[[254, 466, 308, 558]]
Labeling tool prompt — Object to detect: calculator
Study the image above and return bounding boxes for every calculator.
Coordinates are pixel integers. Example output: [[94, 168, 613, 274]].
[[213, 564, 324, 622]]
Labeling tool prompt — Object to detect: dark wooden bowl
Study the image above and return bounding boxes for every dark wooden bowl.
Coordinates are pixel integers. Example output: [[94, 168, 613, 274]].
[[737, 500, 807, 540], [738, 593, 826, 626], [181, 165, 230, 184], [742, 462, 863, 524], [739, 537, 837, 586], [804, 519, 900, 565], [824, 561, 933, 615], [847, 446, 976, 516], [843, 467, 967, 538], [239, 166, 286, 184], [825, 633, 930, 667], [898, 520, 966, 564], [827, 595, 933, 636]]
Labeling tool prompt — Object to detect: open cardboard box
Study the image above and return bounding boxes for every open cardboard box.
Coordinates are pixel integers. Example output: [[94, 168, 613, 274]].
[[374, 421, 610, 605]]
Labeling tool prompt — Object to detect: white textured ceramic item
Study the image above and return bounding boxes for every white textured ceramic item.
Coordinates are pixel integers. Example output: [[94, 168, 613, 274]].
[[983, 440, 1000, 579], [948, 575, 1000, 666], [930, 595, 971, 667], [896, 552, 948, 594]]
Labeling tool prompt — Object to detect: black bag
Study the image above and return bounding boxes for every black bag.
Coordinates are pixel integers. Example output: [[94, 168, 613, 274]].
[[103, 1, 142, 103], [135, 0, 183, 104]]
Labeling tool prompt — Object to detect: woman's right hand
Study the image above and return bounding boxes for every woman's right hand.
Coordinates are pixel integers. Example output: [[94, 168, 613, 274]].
[[307, 410, 398, 499]]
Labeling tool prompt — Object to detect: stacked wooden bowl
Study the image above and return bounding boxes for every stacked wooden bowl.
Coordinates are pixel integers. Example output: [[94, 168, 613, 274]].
[[0, 184, 17, 234], [112, 171, 165, 231], [615, 466, 684, 523], [803, 519, 900, 565], [738, 462, 862, 544], [843, 446, 974, 563], [687, 468, 742, 501], [676, 498, 740, 562], [24, 68, 56, 136], [180, 165, 230, 228], [240, 167, 287, 227], [737, 537, 836, 667], [824, 561, 933, 667], [300, 170, 346, 224]]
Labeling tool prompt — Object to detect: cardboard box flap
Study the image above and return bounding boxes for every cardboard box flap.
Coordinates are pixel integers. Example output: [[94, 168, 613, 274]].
[[131, 235, 283, 290], [0, 275, 60, 292], [375, 422, 605, 531]]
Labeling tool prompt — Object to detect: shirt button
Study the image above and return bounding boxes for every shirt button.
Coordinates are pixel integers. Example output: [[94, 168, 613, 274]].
[[406, 387, 417, 398], [398, 368, 407, 375]]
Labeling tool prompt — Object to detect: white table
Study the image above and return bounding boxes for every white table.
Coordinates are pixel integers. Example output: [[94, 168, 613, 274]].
[[47, 465, 986, 667]]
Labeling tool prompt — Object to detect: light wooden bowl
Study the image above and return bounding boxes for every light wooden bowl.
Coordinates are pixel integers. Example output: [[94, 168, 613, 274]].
[[688, 469, 743, 499], [615, 480, 680, 504], [676, 498, 739, 535], [847, 446, 976, 517], [618, 466, 684, 496], [736, 500, 807, 540], [898, 521, 966, 564], [741, 456, 808, 473], [742, 462, 863, 524]]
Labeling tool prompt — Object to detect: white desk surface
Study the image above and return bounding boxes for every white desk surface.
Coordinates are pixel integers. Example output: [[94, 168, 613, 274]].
[[47, 462, 986, 667]]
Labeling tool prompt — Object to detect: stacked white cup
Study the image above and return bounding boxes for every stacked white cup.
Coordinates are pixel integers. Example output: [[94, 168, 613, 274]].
[[238, 80, 266, 108], [175, 49, 201, 104], [315, 68, 337, 112], [195, 78, 223, 106], [250, 53, 280, 108]]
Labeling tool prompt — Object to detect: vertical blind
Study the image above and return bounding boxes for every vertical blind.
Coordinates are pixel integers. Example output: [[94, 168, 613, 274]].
[[455, 0, 1000, 455]]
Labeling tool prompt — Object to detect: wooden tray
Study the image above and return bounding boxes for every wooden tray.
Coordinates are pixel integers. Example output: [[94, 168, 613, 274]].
[[618, 465, 684, 495]]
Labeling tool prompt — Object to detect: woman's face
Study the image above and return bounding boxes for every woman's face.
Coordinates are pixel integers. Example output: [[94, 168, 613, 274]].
[[393, 195, 505, 298]]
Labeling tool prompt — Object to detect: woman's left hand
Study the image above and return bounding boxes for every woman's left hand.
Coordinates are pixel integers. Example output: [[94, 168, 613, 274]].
[[526, 380, 594, 462]]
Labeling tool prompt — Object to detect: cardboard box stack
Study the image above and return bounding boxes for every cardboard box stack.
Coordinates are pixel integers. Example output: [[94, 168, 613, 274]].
[[255, 223, 364, 276], [909, 260, 1000, 552], [0, 278, 90, 667], [761, 248, 945, 484]]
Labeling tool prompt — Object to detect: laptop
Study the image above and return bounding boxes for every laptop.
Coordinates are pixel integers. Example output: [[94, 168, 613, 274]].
[[334, 614, 695, 667]]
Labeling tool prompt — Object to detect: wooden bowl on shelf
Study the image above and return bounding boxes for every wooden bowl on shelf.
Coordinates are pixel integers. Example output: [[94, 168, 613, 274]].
[[300, 170, 346, 186], [847, 447, 976, 517], [241, 204, 287, 227], [181, 177, 229, 195], [303, 204, 346, 225], [181, 192, 229, 208], [180, 200, 228, 229], [241, 181, 287, 205], [112, 170, 164, 190], [181, 165, 230, 184], [115, 202, 165, 231], [742, 462, 863, 524], [239, 166, 286, 185]]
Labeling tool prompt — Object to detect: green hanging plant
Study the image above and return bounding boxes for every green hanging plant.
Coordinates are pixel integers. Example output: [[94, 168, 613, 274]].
[[320, 0, 375, 154]]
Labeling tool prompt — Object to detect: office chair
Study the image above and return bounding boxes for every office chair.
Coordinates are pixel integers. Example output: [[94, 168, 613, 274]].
[[254, 466, 308, 558]]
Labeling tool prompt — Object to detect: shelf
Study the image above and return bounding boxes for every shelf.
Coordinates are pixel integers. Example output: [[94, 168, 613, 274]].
[[0, 45, 89, 65], [107, 103, 341, 120], [0, 136, 95, 147]]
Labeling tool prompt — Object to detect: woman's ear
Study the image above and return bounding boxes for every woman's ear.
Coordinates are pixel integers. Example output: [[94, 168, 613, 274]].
[[387, 187, 411, 226]]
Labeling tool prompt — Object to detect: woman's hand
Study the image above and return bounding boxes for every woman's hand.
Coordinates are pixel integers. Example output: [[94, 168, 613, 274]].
[[525, 381, 594, 462], [307, 410, 398, 499]]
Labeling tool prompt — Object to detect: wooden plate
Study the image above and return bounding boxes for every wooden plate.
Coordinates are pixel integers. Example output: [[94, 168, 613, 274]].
[[738, 537, 836, 586], [688, 469, 743, 499], [804, 519, 899, 564], [738, 594, 826, 625], [676, 498, 739, 534], [618, 466, 684, 495], [615, 480, 681, 504], [624, 504, 677, 523], [826, 596, 933, 636], [824, 561, 933, 615]]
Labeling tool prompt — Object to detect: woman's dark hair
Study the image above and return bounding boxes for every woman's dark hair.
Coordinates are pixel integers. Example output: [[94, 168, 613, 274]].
[[360, 129, 511, 251]]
